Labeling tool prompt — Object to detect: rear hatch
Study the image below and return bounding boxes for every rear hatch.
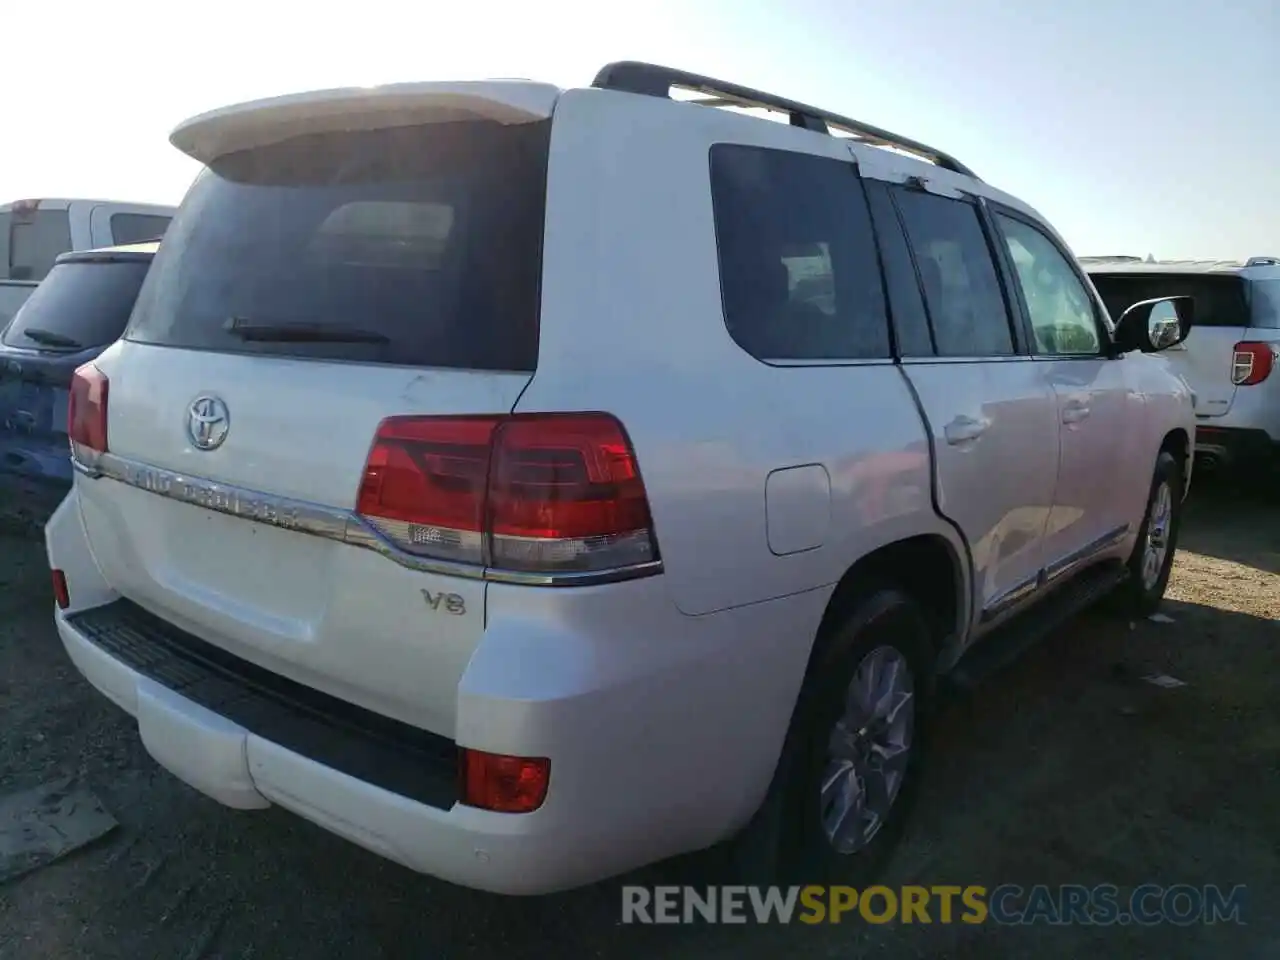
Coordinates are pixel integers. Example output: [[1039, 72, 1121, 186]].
[[0, 252, 151, 485], [1090, 271, 1251, 417], [73, 100, 554, 738]]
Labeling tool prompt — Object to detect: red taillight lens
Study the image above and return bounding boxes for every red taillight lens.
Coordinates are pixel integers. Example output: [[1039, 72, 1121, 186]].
[[460, 748, 550, 813], [51, 569, 69, 610], [489, 415, 655, 572], [356, 416, 496, 565], [68, 363, 109, 460], [355, 412, 659, 575], [1231, 342, 1275, 386]]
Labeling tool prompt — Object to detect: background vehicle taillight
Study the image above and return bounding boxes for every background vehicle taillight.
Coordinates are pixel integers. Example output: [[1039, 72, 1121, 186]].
[[355, 412, 659, 577], [68, 363, 109, 464], [1231, 342, 1275, 386]]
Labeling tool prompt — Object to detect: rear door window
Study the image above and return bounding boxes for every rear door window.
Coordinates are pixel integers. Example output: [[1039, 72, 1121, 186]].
[[1, 259, 151, 350], [709, 144, 891, 362], [1089, 273, 1250, 328], [8, 209, 73, 282], [891, 187, 1016, 357], [126, 120, 550, 372], [110, 213, 171, 245]]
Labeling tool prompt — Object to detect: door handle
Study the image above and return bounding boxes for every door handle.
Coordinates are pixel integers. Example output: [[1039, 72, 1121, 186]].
[[944, 415, 990, 445], [1062, 400, 1091, 424]]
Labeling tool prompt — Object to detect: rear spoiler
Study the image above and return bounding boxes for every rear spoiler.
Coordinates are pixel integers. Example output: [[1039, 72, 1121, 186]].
[[170, 81, 560, 164]]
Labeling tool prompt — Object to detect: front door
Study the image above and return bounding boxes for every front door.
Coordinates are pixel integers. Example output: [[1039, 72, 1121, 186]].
[[992, 211, 1144, 577]]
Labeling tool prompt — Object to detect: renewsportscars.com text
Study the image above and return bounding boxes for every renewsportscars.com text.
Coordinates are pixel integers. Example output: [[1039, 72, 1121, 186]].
[[621, 884, 1247, 926]]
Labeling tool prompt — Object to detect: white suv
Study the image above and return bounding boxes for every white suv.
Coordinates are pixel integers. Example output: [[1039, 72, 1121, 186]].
[[45, 62, 1196, 895], [1085, 256, 1280, 479]]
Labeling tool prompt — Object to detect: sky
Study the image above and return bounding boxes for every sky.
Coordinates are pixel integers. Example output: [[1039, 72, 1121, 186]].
[[6, 0, 1276, 260]]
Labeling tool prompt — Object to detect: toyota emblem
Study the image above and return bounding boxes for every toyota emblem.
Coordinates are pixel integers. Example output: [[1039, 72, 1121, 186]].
[[187, 395, 230, 451]]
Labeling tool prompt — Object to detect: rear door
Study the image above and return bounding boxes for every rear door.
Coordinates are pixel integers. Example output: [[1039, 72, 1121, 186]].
[[75, 112, 552, 738], [1090, 271, 1250, 418], [0, 256, 151, 485], [878, 180, 1060, 625]]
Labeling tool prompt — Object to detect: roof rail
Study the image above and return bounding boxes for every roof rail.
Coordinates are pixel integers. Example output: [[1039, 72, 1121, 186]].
[[1246, 256, 1279, 267], [591, 61, 979, 181]]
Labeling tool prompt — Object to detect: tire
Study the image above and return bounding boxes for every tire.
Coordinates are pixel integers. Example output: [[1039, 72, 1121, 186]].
[[733, 585, 935, 886], [1115, 451, 1184, 616]]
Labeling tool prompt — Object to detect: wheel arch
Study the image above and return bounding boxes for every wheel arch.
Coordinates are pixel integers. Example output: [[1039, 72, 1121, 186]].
[[808, 532, 968, 678]]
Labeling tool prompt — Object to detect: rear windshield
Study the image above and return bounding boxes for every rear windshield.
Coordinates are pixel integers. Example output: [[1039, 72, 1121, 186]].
[[2, 259, 151, 350], [126, 120, 550, 371], [1088, 272, 1250, 328]]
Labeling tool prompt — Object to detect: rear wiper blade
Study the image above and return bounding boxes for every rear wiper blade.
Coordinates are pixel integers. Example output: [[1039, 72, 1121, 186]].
[[21, 327, 83, 349], [224, 316, 389, 345]]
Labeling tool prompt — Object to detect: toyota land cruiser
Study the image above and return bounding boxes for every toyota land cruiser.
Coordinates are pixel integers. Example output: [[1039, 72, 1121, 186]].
[[44, 62, 1196, 894]]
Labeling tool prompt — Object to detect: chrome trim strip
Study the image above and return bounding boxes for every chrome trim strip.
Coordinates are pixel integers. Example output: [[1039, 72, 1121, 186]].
[[1043, 523, 1130, 585], [979, 573, 1041, 623], [76, 451, 662, 587], [899, 355, 1029, 364], [979, 523, 1131, 623]]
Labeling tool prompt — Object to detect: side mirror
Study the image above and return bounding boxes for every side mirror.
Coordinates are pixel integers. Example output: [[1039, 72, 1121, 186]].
[[1113, 295, 1194, 353]]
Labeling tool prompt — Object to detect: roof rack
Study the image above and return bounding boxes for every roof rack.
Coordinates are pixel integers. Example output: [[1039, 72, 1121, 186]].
[[1246, 256, 1279, 267], [591, 61, 979, 181]]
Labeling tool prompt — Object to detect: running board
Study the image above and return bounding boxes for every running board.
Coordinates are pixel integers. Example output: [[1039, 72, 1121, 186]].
[[945, 560, 1128, 691]]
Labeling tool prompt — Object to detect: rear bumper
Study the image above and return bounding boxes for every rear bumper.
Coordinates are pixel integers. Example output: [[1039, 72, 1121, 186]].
[[1192, 424, 1280, 473], [45, 490, 828, 894]]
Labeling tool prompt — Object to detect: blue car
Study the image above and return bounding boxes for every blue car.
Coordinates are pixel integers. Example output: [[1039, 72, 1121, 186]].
[[0, 241, 157, 524]]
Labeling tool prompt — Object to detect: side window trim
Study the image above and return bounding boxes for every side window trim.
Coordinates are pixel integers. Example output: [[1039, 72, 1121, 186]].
[[986, 202, 1110, 358], [972, 197, 1034, 356], [887, 182, 1025, 359], [862, 178, 934, 358]]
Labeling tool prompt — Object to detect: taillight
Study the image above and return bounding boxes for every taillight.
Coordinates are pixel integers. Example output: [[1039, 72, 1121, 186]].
[[68, 363, 109, 463], [51, 569, 69, 610], [355, 412, 659, 577], [1231, 342, 1275, 386], [459, 748, 550, 813]]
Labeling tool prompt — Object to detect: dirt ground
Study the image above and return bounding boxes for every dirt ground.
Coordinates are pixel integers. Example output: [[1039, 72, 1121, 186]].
[[0, 482, 1276, 959]]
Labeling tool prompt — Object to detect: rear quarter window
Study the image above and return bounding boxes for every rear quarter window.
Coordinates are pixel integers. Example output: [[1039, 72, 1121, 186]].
[[126, 120, 550, 371], [709, 143, 891, 362], [1, 259, 152, 350], [1248, 278, 1280, 329], [110, 213, 171, 245]]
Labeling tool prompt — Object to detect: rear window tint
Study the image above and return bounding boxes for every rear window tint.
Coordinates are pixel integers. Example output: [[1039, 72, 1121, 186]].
[[1248, 278, 1280, 328], [1, 259, 151, 350], [1088, 273, 1250, 328], [126, 120, 550, 371], [9, 209, 72, 282], [110, 213, 171, 245], [709, 144, 890, 362]]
